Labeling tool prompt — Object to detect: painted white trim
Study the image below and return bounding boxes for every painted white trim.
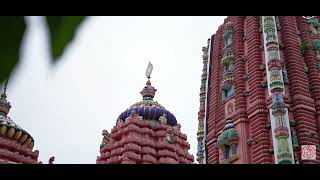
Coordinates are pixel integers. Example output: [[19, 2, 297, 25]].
[[262, 16, 295, 164], [203, 37, 212, 164]]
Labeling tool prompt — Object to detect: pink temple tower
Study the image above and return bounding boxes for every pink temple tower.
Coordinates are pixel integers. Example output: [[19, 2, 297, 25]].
[[97, 62, 194, 164], [198, 16, 320, 164], [0, 81, 40, 164]]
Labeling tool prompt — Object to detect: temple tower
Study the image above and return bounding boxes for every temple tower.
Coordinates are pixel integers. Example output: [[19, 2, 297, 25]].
[[0, 81, 40, 164], [199, 16, 320, 164], [97, 62, 194, 164]]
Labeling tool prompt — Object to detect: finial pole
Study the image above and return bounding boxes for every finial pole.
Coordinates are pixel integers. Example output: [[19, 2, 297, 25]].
[[4, 80, 8, 95]]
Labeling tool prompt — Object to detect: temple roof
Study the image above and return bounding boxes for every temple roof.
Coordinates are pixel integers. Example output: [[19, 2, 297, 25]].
[[117, 62, 177, 126], [0, 82, 34, 149], [216, 119, 239, 147]]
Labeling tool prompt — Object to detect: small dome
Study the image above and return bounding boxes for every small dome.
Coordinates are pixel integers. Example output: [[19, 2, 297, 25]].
[[117, 79, 177, 126], [0, 89, 34, 149], [216, 119, 239, 147]]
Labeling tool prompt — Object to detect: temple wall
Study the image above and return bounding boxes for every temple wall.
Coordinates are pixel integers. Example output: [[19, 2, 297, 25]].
[[97, 117, 193, 164], [0, 137, 39, 164], [203, 16, 320, 164]]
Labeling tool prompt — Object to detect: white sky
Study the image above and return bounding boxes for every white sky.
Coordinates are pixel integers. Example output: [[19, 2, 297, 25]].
[[6, 16, 226, 164]]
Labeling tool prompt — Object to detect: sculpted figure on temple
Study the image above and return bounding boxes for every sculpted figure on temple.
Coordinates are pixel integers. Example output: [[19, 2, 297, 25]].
[[166, 126, 175, 144], [159, 113, 167, 125], [102, 129, 111, 144], [282, 65, 289, 84], [308, 18, 320, 36], [116, 119, 122, 126], [100, 129, 112, 149], [175, 123, 181, 131], [129, 109, 138, 118], [197, 140, 204, 153], [291, 128, 299, 149], [48, 156, 55, 164]]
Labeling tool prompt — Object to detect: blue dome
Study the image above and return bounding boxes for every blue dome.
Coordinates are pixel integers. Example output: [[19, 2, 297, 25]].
[[117, 100, 177, 126], [117, 79, 177, 126]]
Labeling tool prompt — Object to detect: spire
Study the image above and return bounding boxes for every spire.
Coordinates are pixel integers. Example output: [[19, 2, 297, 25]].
[[0, 80, 11, 116], [140, 61, 157, 100], [1, 80, 8, 100], [145, 61, 153, 79]]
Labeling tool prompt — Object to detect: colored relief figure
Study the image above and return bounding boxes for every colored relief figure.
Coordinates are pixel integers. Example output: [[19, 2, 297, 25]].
[[198, 120, 204, 133], [159, 113, 167, 125], [308, 18, 320, 78], [316, 46, 320, 58], [226, 103, 234, 117], [229, 61, 235, 72], [270, 70, 281, 82], [308, 18, 320, 56], [197, 140, 204, 154], [282, 65, 289, 84], [166, 126, 175, 144], [278, 138, 290, 153], [100, 129, 112, 149], [291, 128, 299, 149], [221, 22, 235, 99], [311, 26, 318, 36], [268, 49, 279, 60], [308, 18, 320, 36], [272, 94, 286, 125], [315, 40, 320, 59]]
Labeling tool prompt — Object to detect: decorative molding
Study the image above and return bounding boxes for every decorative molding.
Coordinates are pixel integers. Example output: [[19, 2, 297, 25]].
[[262, 16, 294, 164]]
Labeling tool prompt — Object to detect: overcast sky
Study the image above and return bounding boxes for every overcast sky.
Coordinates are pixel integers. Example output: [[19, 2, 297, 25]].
[[5, 16, 226, 164]]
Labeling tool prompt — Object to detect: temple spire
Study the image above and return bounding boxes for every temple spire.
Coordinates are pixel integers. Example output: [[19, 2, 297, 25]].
[[145, 61, 153, 80], [0, 80, 11, 116], [140, 61, 157, 100], [1, 80, 8, 99]]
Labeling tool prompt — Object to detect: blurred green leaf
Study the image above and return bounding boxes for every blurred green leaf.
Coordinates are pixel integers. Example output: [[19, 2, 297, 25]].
[[46, 16, 86, 61], [0, 16, 26, 84], [0, 16, 86, 84]]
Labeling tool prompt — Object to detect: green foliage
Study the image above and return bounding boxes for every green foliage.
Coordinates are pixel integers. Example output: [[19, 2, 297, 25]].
[[0, 16, 86, 84], [45, 16, 86, 61], [0, 16, 26, 84]]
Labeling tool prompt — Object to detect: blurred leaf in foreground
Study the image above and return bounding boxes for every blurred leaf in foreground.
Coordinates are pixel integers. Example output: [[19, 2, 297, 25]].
[[0, 16, 26, 83], [0, 16, 86, 84], [46, 16, 86, 62]]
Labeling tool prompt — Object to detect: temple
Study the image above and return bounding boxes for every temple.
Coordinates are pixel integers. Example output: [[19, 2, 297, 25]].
[[197, 16, 320, 164], [97, 62, 194, 164], [0, 81, 40, 164]]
